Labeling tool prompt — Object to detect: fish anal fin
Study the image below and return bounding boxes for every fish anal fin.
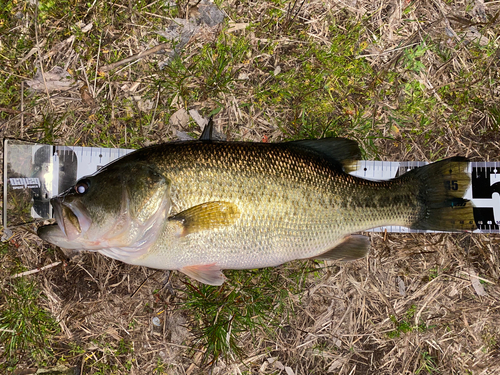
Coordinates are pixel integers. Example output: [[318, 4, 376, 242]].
[[181, 263, 225, 285], [313, 235, 370, 262], [168, 201, 240, 236]]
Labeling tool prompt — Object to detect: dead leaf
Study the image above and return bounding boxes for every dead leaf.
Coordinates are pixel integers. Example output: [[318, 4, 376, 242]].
[[137, 98, 154, 112], [26, 66, 78, 92], [464, 27, 490, 46], [471, 0, 487, 23], [328, 358, 346, 372], [228, 22, 249, 33], [80, 85, 96, 108], [176, 130, 195, 141], [198, 3, 225, 27], [105, 327, 121, 340], [81, 22, 93, 33], [398, 276, 406, 296], [169, 108, 189, 128], [390, 124, 400, 137], [158, 3, 225, 68], [188, 109, 208, 128], [468, 268, 487, 296], [238, 72, 249, 80]]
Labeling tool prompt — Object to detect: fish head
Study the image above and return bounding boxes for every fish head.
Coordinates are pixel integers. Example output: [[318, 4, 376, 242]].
[[38, 162, 171, 259]]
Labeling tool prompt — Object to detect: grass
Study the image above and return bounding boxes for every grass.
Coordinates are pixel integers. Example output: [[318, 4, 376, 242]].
[[387, 304, 435, 339], [0, 277, 60, 370], [180, 266, 311, 367], [78, 336, 136, 374], [0, 0, 499, 373], [253, 21, 375, 141], [416, 351, 439, 374]]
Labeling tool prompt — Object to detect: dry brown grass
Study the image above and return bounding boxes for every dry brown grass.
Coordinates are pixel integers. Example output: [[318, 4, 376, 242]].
[[1, 0, 499, 374]]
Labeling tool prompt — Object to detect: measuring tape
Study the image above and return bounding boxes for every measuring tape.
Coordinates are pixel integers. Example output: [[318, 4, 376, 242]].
[[3, 139, 499, 233]]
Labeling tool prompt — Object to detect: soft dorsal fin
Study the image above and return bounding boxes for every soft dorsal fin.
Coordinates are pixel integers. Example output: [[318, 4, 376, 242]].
[[313, 234, 370, 262], [286, 137, 361, 173], [199, 116, 214, 141], [168, 201, 240, 237]]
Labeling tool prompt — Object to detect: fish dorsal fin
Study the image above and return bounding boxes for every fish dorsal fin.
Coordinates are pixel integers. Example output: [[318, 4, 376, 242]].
[[181, 263, 226, 285], [168, 201, 240, 236], [313, 235, 370, 261], [287, 137, 361, 173], [199, 116, 214, 141]]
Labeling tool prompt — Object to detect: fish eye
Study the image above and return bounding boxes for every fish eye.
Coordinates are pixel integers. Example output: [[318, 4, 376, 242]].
[[75, 179, 90, 194]]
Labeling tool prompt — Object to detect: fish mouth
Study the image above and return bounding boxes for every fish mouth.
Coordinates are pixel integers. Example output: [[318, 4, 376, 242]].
[[51, 197, 92, 241]]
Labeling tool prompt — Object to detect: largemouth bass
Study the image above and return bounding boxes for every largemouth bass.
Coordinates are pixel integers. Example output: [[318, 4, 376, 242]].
[[38, 136, 476, 285]]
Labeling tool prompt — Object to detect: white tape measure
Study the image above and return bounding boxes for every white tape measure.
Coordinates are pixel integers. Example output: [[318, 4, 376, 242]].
[[3, 139, 499, 233]]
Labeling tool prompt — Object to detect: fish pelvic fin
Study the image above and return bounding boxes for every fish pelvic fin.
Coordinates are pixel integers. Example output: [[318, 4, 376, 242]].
[[181, 263, 226, 285], [313, 235, 370, 262], [404, 157, 477, 231], [168, 201, 240, 236]]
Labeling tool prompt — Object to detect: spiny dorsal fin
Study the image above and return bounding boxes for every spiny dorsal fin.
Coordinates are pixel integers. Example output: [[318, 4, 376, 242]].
[[313, 234, 370, 262], [286, 138, 361, 173], [199, 116, 214, 141], [168, 201, 240, 236]]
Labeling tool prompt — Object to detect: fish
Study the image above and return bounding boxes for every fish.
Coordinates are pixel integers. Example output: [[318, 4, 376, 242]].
[[38, 125, 477, 285]]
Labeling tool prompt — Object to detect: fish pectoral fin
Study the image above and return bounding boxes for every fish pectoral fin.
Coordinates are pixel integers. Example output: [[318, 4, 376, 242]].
[[181, 264, 226, 285], [313, 235, 370, 262], [168, 201, 240, 236]]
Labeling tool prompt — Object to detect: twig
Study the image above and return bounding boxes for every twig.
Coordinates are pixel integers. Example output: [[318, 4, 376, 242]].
[[20, 81, 24, 138], [0, 328, 16, 333], [0, 107, 33, 116], [99, 43, 171, 72], [356, 42, 420, 59], [15, 41, 46, 67], [34, 0, 53, 109], [130, 271, 158, 298], [94, 34, 102, 96], [460, 270, 495, 284], [10, 262, 62, 279], [149, 87, 160, 129]]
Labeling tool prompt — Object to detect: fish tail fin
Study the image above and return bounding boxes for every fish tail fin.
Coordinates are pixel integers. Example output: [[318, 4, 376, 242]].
[[405, 157, 476, 231]]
